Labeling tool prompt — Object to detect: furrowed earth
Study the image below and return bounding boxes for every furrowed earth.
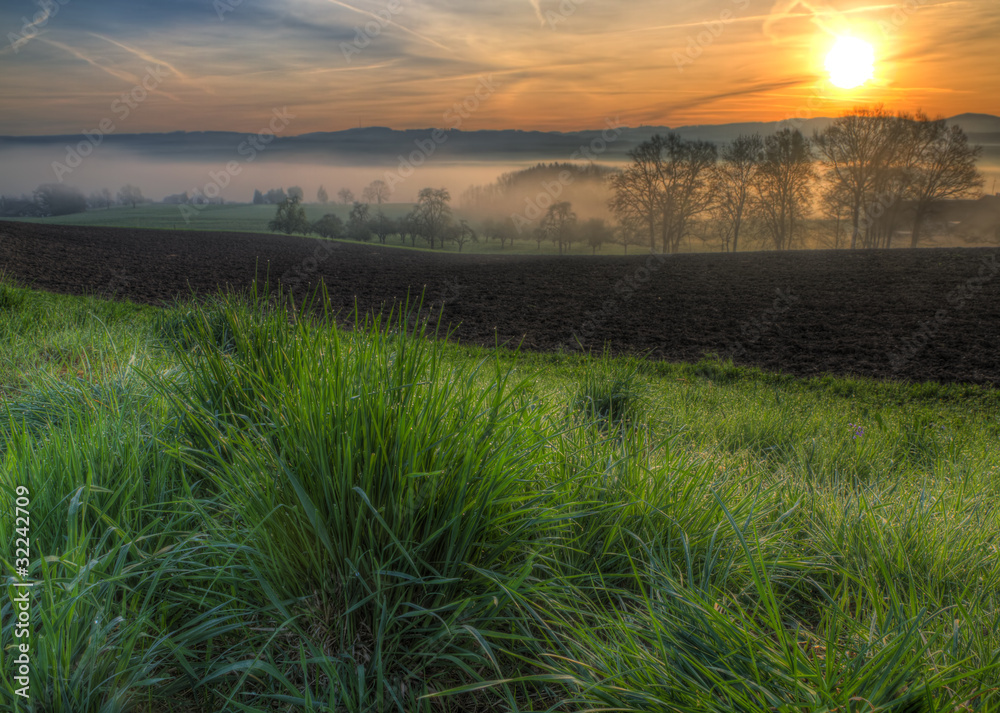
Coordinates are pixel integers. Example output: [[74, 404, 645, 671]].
[[1, 220, 998, 385]]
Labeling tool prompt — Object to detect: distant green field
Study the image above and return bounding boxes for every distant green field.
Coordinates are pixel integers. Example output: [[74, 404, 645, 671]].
[[0, 203, 648, 255], [2, 203, 413, 234]]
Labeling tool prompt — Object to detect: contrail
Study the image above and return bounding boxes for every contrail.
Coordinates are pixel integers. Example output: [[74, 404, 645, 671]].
[[37, 38, 141, 84], [320, 0, 453, 53], [38, 37, 183, 102], [88, 33, 213, 94], [528, 0, 545, 26]]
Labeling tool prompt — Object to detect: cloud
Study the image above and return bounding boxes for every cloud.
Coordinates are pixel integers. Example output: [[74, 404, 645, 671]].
[[36, 38, 141, 85], [319, 0, 454, 54]]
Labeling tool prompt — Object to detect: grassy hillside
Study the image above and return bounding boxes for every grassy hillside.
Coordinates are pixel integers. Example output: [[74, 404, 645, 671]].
[[1, 283, 999, 711]]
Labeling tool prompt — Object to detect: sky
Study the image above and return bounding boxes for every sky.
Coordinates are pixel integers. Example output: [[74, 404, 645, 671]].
[[1, 0, 998, 136]]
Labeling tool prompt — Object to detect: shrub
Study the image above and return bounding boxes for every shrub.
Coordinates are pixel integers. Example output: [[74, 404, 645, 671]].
[[312, 213, 344, 239], [268, 195, 311, 235]]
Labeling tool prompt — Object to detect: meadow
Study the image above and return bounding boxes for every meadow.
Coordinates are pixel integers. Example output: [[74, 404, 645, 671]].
[[1, 281, 999, 711]]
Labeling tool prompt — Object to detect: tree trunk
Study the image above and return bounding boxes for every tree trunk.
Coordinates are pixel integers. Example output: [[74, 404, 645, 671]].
[[910, 208, 925, 248]]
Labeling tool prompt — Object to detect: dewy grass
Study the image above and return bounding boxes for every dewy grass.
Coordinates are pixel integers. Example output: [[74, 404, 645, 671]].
[[1, 286, 999, 711]]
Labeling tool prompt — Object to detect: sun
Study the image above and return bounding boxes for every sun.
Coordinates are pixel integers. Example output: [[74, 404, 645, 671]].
[[825, 36, 875, 89]]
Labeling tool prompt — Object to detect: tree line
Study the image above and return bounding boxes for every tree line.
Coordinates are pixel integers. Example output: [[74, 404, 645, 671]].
[[0, 184, 148, 217], [611, 107, 984, 252], [269, 188, 480, 252]]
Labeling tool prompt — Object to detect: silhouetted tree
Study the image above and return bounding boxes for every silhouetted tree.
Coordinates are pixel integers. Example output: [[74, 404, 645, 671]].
[[317, 185, 329, 204], [409, 188, 452, 249], [337, 188, 354, 205], [814, 106, 900, 249], [362, 179, 390, 205], [754, 129, 814, 251], [313, 213, 344, 239], [540, 201, 577, 254], [348, 202, 372, 241], [712, 134, 763, 252], [88, 188, 114, 210], [610, 139, 663, 251], [269, 195, 311, 235], [287, 186, 304, 202], [480, 216, 516, 249], [610, 134, 717, 253], [452, 219, 477, 253], [265, 188, 288, 204], [615, 215, 645, 255], [35, 184, 87, 216], [907, 116, 983, 247], [370, 210, 396, 244], [253, 189, 265, 205], [581, 217, 613, 253], [117, 184, 144, 208]]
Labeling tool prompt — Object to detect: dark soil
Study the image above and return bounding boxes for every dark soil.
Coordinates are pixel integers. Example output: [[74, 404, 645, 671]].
[[2, 221, 998, 385]]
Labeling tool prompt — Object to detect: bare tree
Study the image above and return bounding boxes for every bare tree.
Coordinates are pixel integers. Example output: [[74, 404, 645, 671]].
[[907, 116, 983, 247], [409, 188, 452, 249], [610, 140, 663, 252], [117, 184, 144, 208], [655, 135, 717, 254], [609, 134, 717, 254], [540, 201, 577, 255], [754, 129, 814, 251], [814, 106, 901, 249], [615, 215, 646, 255], [480, 216, 516, 250], [712, 134, 762, 252], [337, 188, 355, 205], [347, 202, 372, 241], [452, 219, 477, 252], [581, 217, 613, 254], [370, 210, 396, 244], [362, 179, 391, 205]]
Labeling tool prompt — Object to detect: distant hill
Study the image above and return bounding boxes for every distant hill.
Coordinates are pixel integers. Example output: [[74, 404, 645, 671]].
[[1, 115, 996, 167], [947, 113, 1000, 133]]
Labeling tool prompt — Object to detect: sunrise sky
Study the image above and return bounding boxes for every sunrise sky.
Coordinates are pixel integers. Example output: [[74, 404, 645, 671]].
[[1, 0, 998, 135]]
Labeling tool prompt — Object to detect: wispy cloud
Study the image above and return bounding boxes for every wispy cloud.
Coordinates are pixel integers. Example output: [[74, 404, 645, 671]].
[[319, 0, 453, 54], [37, 37, 141, 84], [87, 32, 212, 95]]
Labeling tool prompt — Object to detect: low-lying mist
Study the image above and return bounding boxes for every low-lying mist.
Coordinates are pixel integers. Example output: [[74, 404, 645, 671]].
[[0, 146, 551, 205]]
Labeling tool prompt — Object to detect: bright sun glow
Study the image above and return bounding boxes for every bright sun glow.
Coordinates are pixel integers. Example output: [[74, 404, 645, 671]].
[[825, 36, 875, 89]]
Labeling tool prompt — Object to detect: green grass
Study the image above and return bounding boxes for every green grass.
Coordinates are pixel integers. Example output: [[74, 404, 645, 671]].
[[1, 282, 999, 712]]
